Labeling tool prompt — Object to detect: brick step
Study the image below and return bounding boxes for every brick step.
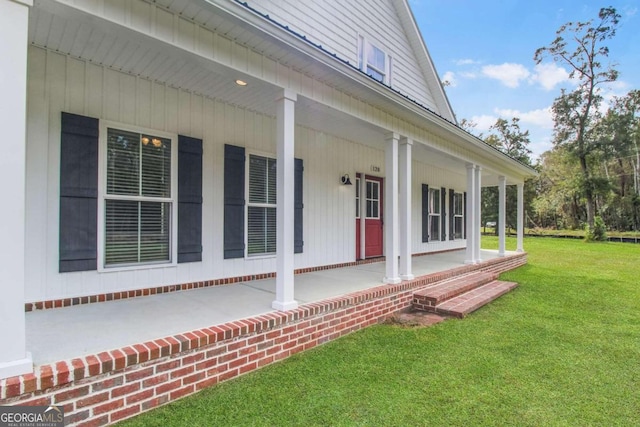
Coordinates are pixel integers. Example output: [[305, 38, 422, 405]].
[[413, 271, 497, 308], [433, 280, 518, 318]]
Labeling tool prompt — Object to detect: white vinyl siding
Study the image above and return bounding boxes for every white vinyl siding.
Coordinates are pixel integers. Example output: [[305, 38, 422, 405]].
[[25, 46, 471, 301], [102, 126, 176, 268], [247, 154, 277, 256]]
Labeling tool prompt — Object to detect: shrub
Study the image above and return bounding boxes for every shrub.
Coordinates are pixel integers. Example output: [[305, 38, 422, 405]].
[[585, 216, 607, 242]]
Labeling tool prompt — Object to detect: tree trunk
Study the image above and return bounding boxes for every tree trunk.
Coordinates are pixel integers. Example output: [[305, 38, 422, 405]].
[[580, 153, 595, 227]]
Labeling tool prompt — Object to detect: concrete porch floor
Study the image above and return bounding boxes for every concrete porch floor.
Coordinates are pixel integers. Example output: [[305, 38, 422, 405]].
[[27, 249, 505, 366]]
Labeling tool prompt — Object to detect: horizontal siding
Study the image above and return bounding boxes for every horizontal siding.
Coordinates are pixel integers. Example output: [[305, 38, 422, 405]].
[[244, 0, 437, 111]]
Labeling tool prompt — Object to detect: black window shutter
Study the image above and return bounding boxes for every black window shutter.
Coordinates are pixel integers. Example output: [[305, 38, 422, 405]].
[[441, 187, 446, 241], [59, 112, 99, 272], [177, 135, 203, 263], [294, 158, 304, 253], [422, 184, 429, 242], [464, 191, 468, 239], [449, 189, 455, 240], [224, 144, 245, 259]]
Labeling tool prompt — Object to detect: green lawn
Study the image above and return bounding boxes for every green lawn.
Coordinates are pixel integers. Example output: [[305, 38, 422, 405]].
[[120, 237, 640, 426]]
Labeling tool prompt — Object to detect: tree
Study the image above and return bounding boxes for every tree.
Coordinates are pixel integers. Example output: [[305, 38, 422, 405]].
[[485, 118, 533, 165], [534, 7, 621, 228]]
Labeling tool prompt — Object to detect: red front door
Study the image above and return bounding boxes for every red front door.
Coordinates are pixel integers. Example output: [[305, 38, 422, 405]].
[[356, 174, 383, 259]]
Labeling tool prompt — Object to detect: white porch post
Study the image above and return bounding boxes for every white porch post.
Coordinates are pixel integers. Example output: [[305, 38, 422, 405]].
[[498, 175, 507, 257], [384, 132, 400, 284], [272, 89, 298, 311], [474, 166, 482, 263], [0, 0, 33, 379], [517, 182, 525, 252], [465, 164, 476, 264], [399, 137, 413, 280]]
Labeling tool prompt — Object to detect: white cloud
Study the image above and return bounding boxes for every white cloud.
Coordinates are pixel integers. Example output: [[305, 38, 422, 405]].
[[442, 71, 457, 87], [494, 107, 554, 130], [481, 63, 530, 88], [530, 63, 571, 91], [455, 58, 479, 66], [470, 114, 498, 131], [459, 71, 478, 79]]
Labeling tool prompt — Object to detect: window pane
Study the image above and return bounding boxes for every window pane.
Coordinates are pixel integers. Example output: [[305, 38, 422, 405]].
[[249, 155, 277, 204], [366, 67, 384, 82], [139, 202, 171, 262], [105, 200, 170, 266], [141, 135, 171, 198], [430, 216, 440, 241], [366, 42, 385, 70], [455, 217, 463, 239], [429, 189, 440, 213], [454, 193, 463, 215], [249, 156, 267, 203], [267, 158, 277, 204], [248, 206, 277, 255], [366, 200, 373, 218], [105, 200, 139, 265], [107, 128, 140, 196]]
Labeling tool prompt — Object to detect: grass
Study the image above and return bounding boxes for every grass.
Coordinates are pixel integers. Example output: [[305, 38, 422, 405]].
[[119, 237, 640, 426]]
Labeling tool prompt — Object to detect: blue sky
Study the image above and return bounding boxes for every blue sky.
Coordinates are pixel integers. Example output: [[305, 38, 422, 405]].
[[409, 0, 640, 158]]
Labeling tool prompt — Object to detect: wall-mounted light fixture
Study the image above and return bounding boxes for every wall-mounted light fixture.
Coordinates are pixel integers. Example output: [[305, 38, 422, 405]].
[[235, 79, 248, 86], [341, 174, 353, 185]]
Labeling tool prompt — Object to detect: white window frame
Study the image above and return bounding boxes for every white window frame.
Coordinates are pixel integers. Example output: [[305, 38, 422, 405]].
[[453, 192, 464, 239], [358, 34, 392, 85], [245, 150, 278, 258], [429, 187, 441, 241], [97, 121, 178, 272]]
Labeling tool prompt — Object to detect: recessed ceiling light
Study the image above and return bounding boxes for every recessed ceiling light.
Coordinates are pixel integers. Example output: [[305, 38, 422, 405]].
[[235, 79, 248, 86]]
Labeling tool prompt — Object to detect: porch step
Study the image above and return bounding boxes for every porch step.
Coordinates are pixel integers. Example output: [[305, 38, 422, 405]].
[[412, 270, 518, 318], [413, 271, 497, 308], [433, 280, 518, 318]]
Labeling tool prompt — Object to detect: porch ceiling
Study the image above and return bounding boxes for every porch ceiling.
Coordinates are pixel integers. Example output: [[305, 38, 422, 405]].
[[29, 0, 476, 173]]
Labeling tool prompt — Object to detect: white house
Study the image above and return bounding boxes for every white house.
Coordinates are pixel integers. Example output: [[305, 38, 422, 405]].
[[1, 0, 534, 398]]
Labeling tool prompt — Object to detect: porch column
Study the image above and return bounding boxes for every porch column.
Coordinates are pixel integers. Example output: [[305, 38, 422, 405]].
[[384, 132, 400, 284], [399, 137, 413, 280], [474, 166, 482, 263], [498, 175, 507, 257], [517, 182, 524, 252], [0, 0, 33, 379], [465, 164, 476, 264], [272, 89, 298, 311]]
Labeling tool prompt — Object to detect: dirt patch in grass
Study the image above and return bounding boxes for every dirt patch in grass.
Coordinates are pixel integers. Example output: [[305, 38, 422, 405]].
[[385, 310, 447, 327]]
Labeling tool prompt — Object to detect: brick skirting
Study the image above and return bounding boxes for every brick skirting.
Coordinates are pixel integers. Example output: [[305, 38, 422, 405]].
[[3, 252, 526, 426]]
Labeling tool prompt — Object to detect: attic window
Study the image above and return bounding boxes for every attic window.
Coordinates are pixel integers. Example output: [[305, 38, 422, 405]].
[[359, 36, 392, 84]]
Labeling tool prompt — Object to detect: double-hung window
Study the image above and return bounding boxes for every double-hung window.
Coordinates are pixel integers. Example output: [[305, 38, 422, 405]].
[[429, 187, 441, 241], [102, 126, 176, 267], [359, 36, 392, 84], [453, 192, 464, 239], [247, 154, 277, 256]]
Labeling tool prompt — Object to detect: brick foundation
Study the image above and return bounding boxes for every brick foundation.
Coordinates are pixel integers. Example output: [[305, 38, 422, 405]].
[[2, 252, 526, 426]]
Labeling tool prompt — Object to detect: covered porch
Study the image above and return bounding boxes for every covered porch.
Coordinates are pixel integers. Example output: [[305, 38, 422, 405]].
[[27, 249, 513, 367]]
